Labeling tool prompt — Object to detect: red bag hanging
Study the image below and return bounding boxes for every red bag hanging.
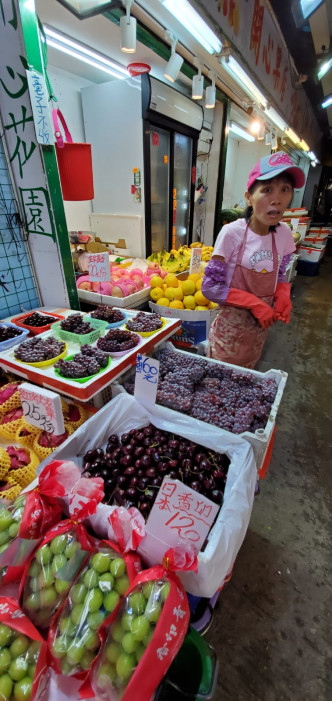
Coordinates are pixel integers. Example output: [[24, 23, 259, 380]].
[[53, 108, 94, 201]]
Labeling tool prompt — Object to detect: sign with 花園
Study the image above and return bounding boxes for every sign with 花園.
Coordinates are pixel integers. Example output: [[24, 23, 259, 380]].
[[189, 248, 202, 275], [18, 382, 65, 436], [88, 252, 111, 282], [134, 353, 159, 404], [26, 70, 54, 146], [145, 478, 219, 552]]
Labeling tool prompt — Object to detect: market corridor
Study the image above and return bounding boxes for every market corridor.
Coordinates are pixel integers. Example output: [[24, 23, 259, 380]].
[[206, 252, 332, 701]]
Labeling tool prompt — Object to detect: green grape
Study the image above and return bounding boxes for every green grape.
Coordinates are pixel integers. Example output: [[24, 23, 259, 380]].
[[0, 531, 10, 547], [128, 592, 146, 616], [71, 583, 87, 605], [160, 581, 171, 602], [97, 663, 116, 689], [145, 601, 162, 623], [24, 593, 40, 611], [8, 657, 28, 682], [51, 554, 67, 574], [38, 566, 54, 589], [59, 617, 76, 636], [0, 625, 12, 648], [55, 579, 70, 595], [103, 591, 120, 613], [98, 573, 114, 592], [81, 629, 99, 652], [8, 523, 19, 539], [28, 561, 39, 578], [52, 637, 68, 659], [122, 632, 138, 655], [85, 588, 103, 613], [114, 575, 129, 596], [35, 545, 52, 566], [110, 558, 126, 578], [71, 604, 84, 626], [27, 664, 36, 679], [64, 540, 79, 559], [81, 650, 95, 670], [131, 616, 150, 642], [28, 578, 39, 593], [40, 586, 57, 607], [83, 569, 98, 590], [112, 621, 125, 644], [135, 643, 145, 664], [61, 659, 75, 675], [86, 611, 104, 630], [13, 676, 32, 701], [105, 642, 121, 665], [0, 511, 13, 532], [116, 652, 135, 681], [10, 636, 29, 658], [92, 553, 112, 574], [0, 673, 13, 700], [50, 535, 67, 555], [142, 626, 155, 648], [121, 612, 135, 631], [26, 642, 40, 665], [142, 581, 154, 600], [0, 544, 8, 555], [0, 649, 11, 675], [67, 642, 85, 665]]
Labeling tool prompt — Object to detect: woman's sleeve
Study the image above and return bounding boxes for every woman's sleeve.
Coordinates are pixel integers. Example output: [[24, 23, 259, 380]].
[[201, 258, 230, 304]]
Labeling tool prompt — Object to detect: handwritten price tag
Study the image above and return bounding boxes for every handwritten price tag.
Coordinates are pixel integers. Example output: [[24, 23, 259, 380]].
[[189, 248, 202, 275], [26, 69, 54, 146], [18, 383, 65, 436], [134, 353, 159, 405], [290, 217, 299, 233], [88, 252, 111, 282], [145, 478, 219, 552]]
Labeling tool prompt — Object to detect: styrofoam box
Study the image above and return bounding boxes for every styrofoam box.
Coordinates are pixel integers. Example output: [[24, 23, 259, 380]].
[[305, 232, 329, 244], [149, 301, 218, 347], [282, 217, 310, 240], [283, 207, 308, 217], [77, 285, 151, 309], [113, 341, 288, 468], [298, 244, 326, 262]]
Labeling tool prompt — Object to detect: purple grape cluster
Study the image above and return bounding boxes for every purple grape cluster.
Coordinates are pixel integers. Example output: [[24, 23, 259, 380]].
[[23, 312, 59, 327], [97, 329, 140, 353], [82, 423, 230, 518], [60, 314, 93, 335], [90, 306, 125, 323], [0, 326, 22, 342], [55, 345, 108, 378], [124, 348, 278, 435], [14, 337, 65, 363], [126, 311, 163, 333]]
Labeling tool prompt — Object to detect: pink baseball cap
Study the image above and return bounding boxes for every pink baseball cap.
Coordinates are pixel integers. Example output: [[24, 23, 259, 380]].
[[247, 151, 306, 191]]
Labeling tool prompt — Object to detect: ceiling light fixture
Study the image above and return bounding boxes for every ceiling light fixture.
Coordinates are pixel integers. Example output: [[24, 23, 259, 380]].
[[161, 0, 222, 54], [220, 55, 267, 108], [205, 71, 216, 108], [56, 0, 115, 19], [264, 107, 287, 133], [317, 56, 332, 81], [120, 0, 136, 53], [285, 127, 301, 144], [271, 133, 278, 150], [229, 122, 255, 142], [192, 59, 204, 100], [265, 130, 271, 146], [164, 32, 183, 83], [321, 94, 332, 109], [43, 25, 128, 79], [299, 139, 310, 151], [249, 119, 263, 136]]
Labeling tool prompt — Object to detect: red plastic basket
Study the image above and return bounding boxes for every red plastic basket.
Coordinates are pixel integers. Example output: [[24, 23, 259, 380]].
[[11, 311, 65, 335]]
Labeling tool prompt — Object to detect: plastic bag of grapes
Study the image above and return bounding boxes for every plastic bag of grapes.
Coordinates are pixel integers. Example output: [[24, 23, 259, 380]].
[[0, 459, 93, 587], [0, 596, 48, 701], [89, 552, 191, 701], [48, 540, 142, 679]]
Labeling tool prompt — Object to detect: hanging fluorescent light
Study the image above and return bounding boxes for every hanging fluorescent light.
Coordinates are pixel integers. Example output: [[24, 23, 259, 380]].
[[300, 0, 324, 20], [164, 34, 183, 83], [56, 1, 115, 19], [43, 25, 128, 79], [308, 151, 318, 161], [221, 55, 267, 108], [230, 122, 255, 142], [321, 94, 332, 109], [161, 0, 222, 54], [264, 107, 287, 132], [285, 127, 301, 144], [317, 56, 332, 81], [205, 71, 216, 108], [299, 139, 310, 151], [120, 0, 136, 53]]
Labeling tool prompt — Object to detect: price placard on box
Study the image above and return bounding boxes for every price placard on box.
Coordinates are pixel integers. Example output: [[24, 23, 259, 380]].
[[134, 353, 159, 404], [88, 252, 111, 282], [145, 478, 219, 553], [189, 248, 202, 275], [18, 383, 65, 436]]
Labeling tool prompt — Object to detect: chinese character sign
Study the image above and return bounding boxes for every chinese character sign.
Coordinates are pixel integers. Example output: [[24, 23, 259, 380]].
[[134, 353, 159, 404], [18, 382, 65, 435], [26, 70, 54, 146], [146, 478, 219, 552], [189, 248, 202, 275], [88, 252, 111, 282]]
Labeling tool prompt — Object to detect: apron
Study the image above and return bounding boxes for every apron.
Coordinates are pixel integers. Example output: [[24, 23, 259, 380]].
[[208, 225, 278, 369]]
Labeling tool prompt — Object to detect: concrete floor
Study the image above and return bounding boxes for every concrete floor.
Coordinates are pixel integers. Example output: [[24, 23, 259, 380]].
[[205, 252, 332, 701]]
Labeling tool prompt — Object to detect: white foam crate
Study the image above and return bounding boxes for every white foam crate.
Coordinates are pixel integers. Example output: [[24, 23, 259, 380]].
[[298, 244, 326, 262], [112, 342, 288, 469], [77, 286, 150, 309]]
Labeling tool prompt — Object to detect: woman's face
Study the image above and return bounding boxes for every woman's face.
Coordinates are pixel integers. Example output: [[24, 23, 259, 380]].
[[245, 176, 293, 228]]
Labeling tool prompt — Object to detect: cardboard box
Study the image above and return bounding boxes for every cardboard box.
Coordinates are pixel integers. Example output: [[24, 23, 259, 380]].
[[149, 301, 218, 347]]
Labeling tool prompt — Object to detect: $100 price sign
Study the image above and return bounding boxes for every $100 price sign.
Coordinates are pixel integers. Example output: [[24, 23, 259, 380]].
[[18, 382, 65, 435], [134, 353, 160, 405]]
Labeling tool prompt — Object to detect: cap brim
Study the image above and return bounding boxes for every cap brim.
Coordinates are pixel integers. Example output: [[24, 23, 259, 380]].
[[256, 165, 305, 189]]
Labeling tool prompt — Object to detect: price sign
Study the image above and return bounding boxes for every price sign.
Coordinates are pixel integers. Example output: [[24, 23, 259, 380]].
[[134, 353, 159, 405], [18, 383, 65, 436], [26, 69, 54, 146], [290, 217, 299, 233], [189, 248, 202, 275], [88, 252, 111, 282], [145, 478, 219, 552]]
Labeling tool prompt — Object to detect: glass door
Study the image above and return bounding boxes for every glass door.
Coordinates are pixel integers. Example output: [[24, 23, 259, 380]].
[[173, 132, 193, 249], [149, 126, 170, 252]]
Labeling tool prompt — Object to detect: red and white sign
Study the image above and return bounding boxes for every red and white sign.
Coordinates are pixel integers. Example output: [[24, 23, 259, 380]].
[[88, 252, 111, 282], [145, 478, 219, 554], [18, 382, 65, 436]]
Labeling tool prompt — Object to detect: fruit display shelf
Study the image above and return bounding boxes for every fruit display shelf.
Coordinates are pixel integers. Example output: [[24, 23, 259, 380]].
[[78, 284, 151, 310], [113, 342, 288, 471], [0, 309, 181, 403]]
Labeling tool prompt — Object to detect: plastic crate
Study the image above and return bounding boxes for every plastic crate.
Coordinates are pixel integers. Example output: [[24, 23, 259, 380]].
[[0, 322, 29, 351], [77, 285, 151, 308], [51, 316, 107, 345], [11, 310, 65, 335], [53, 354, 112, 383], [297, 259, 321, 276]]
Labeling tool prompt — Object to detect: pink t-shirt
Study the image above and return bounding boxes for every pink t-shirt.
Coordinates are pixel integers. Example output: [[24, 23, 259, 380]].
[[213, 218, 295, 288]]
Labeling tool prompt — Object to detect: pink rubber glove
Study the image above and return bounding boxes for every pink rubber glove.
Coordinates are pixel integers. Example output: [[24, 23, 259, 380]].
[[273, 282, 292, 323]]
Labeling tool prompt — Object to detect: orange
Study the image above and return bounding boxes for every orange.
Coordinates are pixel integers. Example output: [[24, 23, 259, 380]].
[[183, 295, 196, 310], [181, 280, 196, 296], [194, 290, 209, 307], [195, 278, 202, 291], [195, 305, 209, 311], [164, 274, 178, 288], [208, 301, 219, 309], [150, 287, 164, 302], [150, 275, 164, 288], [169, 300, 184, 309], [156, 297, 170, 307]]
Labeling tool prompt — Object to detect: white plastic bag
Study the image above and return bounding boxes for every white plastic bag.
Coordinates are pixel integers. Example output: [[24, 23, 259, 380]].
[[37, 394, 257, 597]]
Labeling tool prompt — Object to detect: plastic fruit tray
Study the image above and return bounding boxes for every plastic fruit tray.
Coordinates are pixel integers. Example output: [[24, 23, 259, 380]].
[[54, 354, 111, 383], [0, 322, 29, 351], [100, 333, 142, 357], [124, 317, 166, 337], [51, 316, 108, 345], [11, 310, 65, 335], [15, 344, 68, 367], [87, 311, 128, 329]]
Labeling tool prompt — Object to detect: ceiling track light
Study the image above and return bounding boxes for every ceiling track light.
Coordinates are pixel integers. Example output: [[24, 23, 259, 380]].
[[192, 58, 204, 100], [164, 32, 183, 83], [220, 54, 267, 108], [120, 0, 136, 54], [161, 0, 222, 54], [205, 70, 216, 109]]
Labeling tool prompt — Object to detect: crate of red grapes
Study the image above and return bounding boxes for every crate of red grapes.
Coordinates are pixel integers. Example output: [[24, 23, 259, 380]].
[[119, 342, 288, 468], [11, 310, 64, 335], [39, 393, 257, 597]]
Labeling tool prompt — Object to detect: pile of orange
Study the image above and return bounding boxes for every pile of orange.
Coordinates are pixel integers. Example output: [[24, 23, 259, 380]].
[[149, 273, 218, 311]]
